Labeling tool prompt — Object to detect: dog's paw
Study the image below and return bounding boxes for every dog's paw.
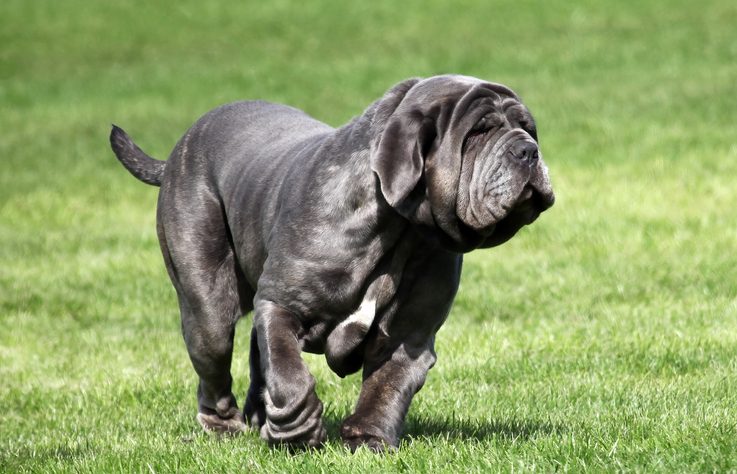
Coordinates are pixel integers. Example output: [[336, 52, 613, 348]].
[[244, 393, 266, 430], [340, 418, 396, 453], [259, 387, 326, 449], [260, 410, 327, 449], [196, 410, 247, 435], [342, 434, 395, 453], [261, 420, 326, 450]]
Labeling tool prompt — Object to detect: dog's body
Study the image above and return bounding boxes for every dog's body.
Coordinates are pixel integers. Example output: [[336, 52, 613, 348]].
[[111, 75, 554, 450]]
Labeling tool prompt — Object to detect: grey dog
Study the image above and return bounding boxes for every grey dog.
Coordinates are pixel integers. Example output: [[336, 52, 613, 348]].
[[110, 75, 554, 451]]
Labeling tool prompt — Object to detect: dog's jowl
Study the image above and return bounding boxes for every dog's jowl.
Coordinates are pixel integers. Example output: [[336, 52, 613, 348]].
[[110, 75, 554, 451]]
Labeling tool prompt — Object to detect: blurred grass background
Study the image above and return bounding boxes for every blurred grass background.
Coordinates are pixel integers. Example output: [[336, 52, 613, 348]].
[[1, 0, 736, 471]]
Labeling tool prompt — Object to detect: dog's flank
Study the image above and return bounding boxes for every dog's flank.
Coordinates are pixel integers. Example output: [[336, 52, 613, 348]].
[[109, 125, 165, 186]]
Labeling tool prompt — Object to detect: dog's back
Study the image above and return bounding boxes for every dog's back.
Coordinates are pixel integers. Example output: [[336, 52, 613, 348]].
[[111, 100, 333, 189]]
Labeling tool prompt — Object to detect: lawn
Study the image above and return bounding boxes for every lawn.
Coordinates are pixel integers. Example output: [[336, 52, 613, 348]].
[[1, 0, 736, 471]]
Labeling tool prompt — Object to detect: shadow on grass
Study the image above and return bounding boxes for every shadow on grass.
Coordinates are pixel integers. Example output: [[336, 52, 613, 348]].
[[402, 414, 563, 443], [320, 411, 563, 447]]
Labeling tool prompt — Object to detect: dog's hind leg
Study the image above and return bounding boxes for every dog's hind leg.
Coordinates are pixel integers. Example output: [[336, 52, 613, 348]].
[[244, 327, 266, 429], [157, 179, 254, 435]]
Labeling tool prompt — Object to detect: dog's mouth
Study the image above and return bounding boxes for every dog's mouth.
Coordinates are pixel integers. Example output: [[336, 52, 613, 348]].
[[478, 184, 554, 247], [514, 185, 536, 211], [512, 183, 554, 219]]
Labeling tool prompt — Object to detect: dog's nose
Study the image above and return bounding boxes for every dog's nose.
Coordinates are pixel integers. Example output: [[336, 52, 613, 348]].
[[510, 140, 539, 165]]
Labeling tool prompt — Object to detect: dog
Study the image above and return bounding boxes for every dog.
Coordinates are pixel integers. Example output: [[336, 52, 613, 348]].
[[110, 75, 554, 451]]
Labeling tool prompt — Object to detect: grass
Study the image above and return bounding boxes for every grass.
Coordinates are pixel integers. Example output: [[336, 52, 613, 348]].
[[2, 0, 737, 471]]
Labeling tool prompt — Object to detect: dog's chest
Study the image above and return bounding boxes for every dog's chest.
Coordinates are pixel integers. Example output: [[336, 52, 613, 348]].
[[297, 235, 419, 376], [299, 266, 399, 354], [299, 277, 394, 377]]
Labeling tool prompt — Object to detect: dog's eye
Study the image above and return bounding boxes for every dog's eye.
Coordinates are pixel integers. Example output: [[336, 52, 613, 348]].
[[470, 114, 498, 134], [519, 119, 538, 141]]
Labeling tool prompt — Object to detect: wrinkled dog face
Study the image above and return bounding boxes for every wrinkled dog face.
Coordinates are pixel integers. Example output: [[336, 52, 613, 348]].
[[371, 75, 554, 251], [455, 84, 555, 247]]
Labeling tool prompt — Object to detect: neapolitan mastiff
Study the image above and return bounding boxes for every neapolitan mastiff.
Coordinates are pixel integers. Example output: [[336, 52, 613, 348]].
[[110, 75, 554, 451]]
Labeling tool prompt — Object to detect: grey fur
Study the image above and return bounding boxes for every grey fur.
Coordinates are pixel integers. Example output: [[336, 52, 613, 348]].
[[110, 75, 554, 451]]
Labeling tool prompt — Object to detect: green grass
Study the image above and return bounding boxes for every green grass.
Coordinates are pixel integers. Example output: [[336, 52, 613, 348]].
[[2, 0, 737, 471]]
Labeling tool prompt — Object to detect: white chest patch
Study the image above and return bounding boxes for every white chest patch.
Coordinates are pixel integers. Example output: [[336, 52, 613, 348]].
[[339, 298, 376, 330]]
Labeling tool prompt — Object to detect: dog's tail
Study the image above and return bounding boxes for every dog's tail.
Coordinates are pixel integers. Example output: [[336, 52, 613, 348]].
[[109, 125, 165, 186]]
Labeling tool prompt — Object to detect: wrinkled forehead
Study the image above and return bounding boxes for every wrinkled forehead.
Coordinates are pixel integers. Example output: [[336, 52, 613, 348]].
[[440, 75, 520, 98], [401, 75, 523, 113]]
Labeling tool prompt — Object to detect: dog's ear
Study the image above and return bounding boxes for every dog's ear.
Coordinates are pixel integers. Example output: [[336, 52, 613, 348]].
[[369, 78, 435, 208]]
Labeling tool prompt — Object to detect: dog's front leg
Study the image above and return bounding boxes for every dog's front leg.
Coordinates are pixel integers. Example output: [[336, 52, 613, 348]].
[[340, 340, 437, 452], [340, 251, 462, 452], [252, 300, 326, 448]]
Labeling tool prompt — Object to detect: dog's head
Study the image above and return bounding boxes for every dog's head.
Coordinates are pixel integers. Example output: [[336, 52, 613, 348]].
[[370, 75, 555, 251]]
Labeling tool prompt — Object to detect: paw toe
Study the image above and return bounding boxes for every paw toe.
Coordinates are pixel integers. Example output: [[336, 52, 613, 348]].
[[196, 411, 247, 435]]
